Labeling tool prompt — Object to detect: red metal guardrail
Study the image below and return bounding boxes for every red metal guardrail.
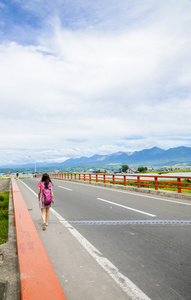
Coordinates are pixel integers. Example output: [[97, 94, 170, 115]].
[[35, 173, 191, 193], [12, 177, 67, 300]]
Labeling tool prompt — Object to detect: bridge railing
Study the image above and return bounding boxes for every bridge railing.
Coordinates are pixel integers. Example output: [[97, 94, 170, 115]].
[[35, 173, 191, 194]]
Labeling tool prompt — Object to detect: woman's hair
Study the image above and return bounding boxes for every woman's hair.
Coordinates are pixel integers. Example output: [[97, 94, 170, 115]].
[[41, 173, 52, 188]]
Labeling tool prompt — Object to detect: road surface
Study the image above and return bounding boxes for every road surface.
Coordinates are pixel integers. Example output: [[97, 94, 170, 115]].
[[17, 178, 191, 300]]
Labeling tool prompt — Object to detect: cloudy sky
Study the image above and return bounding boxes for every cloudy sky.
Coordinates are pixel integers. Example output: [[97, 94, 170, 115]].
[[0, 0, 191, 166]]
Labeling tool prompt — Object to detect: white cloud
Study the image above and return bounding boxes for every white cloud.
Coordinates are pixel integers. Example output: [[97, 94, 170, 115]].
[[0, 0, 191, 165]]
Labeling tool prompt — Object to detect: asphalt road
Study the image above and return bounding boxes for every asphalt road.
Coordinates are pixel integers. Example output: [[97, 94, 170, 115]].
[[17, 178, 191, 300]]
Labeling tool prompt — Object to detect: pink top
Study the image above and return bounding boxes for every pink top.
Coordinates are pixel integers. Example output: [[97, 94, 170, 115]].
[[38, 181, 53, 209], [38, 181, 53, 190]]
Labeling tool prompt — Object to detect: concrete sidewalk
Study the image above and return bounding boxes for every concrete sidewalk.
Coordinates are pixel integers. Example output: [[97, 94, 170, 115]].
[[16, 180, 130, 300]]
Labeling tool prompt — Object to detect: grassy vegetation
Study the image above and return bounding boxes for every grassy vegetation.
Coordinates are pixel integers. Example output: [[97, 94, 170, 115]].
[[0, 191, 9, 245]]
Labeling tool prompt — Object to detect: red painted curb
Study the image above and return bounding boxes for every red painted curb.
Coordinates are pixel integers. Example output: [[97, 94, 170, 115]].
[[12, 178, 67, 300]]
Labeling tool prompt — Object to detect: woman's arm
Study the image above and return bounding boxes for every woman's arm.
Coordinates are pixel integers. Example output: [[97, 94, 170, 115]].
[[38, 187, 41, 201], [51, 187, 54, 203]]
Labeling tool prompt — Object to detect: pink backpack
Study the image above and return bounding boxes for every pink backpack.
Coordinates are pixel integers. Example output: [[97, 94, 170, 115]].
[[41, 183, 52, 205]]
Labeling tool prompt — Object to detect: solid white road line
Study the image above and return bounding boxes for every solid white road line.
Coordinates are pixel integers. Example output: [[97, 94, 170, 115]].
[[97, 197, 156, 217], [19, 179, 151, 300], [20, 179, 38, 196], [50, 208, 151, 300], [58, 186, 73, 191]]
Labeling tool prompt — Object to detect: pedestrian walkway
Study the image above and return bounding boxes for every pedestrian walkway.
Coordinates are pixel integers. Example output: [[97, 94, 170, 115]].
[[12, 178, 66, 299]]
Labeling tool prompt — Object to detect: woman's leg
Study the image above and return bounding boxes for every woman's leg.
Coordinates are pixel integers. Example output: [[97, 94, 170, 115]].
[[46, 208, 49, 225], [41, 208, 46, 224]]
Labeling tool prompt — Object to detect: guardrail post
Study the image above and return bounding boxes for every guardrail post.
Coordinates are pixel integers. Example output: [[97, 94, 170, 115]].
[[113, 175, 115, 184], [177, 178, 181, 193], [103, 174, 106, 183], [84, 174, 85, 181], [89, 174, 91, 182], [79, 174, 81, 181], [96, 174, 98, 182], [75, 173, 76, 180], [137, 176, 140, 188], [155, 177, 158, 190], [124, 175, 126, 186]]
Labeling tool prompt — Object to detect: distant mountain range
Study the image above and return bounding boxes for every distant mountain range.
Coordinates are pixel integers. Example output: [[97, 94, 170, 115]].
[[58, 146, 191, 169], [1, 146, 191, 172]]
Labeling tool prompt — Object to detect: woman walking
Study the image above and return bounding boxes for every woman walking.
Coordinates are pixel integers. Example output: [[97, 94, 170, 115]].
[[38, 173, 54, 230]]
